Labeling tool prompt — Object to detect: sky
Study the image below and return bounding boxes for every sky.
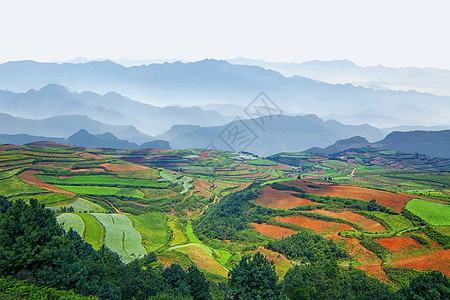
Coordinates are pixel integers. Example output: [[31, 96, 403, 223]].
[[1, 0, 450, 69]]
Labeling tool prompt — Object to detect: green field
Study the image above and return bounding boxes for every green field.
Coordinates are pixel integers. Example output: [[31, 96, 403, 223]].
[[48, 198, 105, 212], [78, 213, 104, 250], [0, 176, 47, 196], [369, 211, 414, 232], [405, 199, 450, 226], [92, 214, 128, 261], [186, 220, 202, 244], [91, 213, 146, 263], [55, 185, 144, 198], [160, 171, 194, 193], [57, 213, 85, 237], [168, 220, 188, 246], [111, 214, 147, 260], [128, 213, 170, 252], [245, 158, 278, 166], [37, 174, 169, 188]]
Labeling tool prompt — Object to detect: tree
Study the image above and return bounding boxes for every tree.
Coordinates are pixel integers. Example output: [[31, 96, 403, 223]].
[[395, 271, 450, 299], [228, 252, 281, 300], [186, 265, 211, 300], [162, 264, 190, 296]]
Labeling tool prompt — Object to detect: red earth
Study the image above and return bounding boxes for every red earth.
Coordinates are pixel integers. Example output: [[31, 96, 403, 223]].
[[19, 170, 76, 197], [251, 222, 296, 239], [376, 236, 421, 252], [275, 216, 355, 236], [281, 180, 411, 212], [254, 186, 319, 209], [100, 163, 149, 172], [377, 236, 450, 276], [312, 209, 385, 232]]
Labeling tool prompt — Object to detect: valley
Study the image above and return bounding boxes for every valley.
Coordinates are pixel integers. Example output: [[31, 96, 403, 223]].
[[1, 141, 448, 294]]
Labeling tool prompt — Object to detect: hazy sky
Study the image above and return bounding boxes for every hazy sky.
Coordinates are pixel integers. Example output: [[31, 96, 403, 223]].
[[1, 0, 450, 69]]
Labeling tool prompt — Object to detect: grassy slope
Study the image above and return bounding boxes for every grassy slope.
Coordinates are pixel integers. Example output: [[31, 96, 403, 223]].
[[129, 213, 170, 252], [57, 213, 85, 237], [56, 185, 144, 198], [78, 213, 104, 250], [91, 213, 128, 262], [112, 214, 147, 260], [37, 174, 169, 188], [405, 199, 450, 226]]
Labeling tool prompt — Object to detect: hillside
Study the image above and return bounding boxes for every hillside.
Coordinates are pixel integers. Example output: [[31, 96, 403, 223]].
[[159, 114, 385, 156], [372, 130, 450, 158], [0, 113, 151, 144], [0, 130, 170, 149], [0, 84, 232, 135], [0, 60, 448, 127], [306, 130, 450, 158], [0, 143, 448, 299]]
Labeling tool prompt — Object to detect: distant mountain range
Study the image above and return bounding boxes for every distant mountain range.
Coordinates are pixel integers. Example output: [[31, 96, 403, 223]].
[[306, 130, 450, 158], [157, 114, 385, 156], [0, 129, 170, 150], [0, 113, 152, 144], [0, 60, 448, 128], [0, 84, 232, 135], [228, 58, 450, 96]]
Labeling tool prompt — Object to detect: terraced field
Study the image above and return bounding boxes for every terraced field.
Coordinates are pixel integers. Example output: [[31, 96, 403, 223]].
[[78, 213, 104, 250], [405, 199, 450, 226], [91, 213, 147, 263], [281, 180, 411, 212], [56, 185, 145, 198], [311, 209, 385, 232], [254, 185, 319, 209], [37, 174, 169, 188], [160, 170, 194, 194], [57, 213, 85, 236]]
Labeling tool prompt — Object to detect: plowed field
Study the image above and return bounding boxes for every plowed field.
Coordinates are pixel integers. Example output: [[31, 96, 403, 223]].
[[19, 170, 76, 197], [251, 222, 297, 239], [254, 186, 319, 209], [281, 180, 411, 212], [275, 216, 355, 236], [100, 163, 149, 172], [377, 236, 450, 276], [312, 209, 385, 232]]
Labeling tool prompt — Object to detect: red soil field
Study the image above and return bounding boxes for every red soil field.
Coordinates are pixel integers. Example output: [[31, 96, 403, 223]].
[[19, 170, 76, 197], [326, 234, 386, 281], [312, 209, 385, 232], [275, 216, 354, 235], [251, 223, 296, 239], [192, 179, 213, 198], [0, 144, 24, 150], [271, 163, 291, 170], [376, 236, 421, 252], [327, 235, 381, 266], [70, 168, 106, 173], [79, 152, 105, 160], [100, 163, 149, 172], [254, 186, 319, 209], [355, 265, 388, 282], [377, 236, 450, 276], [281, 180, 411, 212], [392, 249, 450, 276]]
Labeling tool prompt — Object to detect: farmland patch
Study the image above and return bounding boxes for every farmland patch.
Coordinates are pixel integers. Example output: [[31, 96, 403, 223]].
[[254, 186, 319, 209], [57, 213, 84, 237], [251, 222, 297, 239], [91, 213, 146, 263], [405, 199, 450, 226]]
